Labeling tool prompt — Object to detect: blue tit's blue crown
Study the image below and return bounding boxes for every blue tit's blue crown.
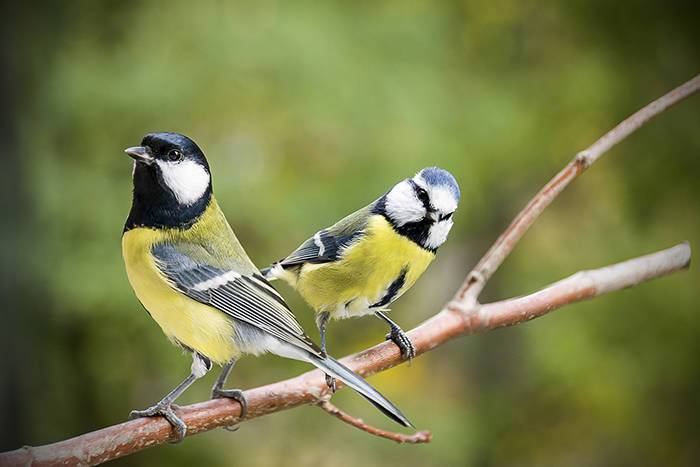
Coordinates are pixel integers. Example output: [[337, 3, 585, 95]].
[[418, 167, 460, 201]]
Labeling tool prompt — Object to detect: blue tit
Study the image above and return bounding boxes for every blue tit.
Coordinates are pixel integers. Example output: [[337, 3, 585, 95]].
[[262, 167, 460, 374], [122, 132, 411, 441]]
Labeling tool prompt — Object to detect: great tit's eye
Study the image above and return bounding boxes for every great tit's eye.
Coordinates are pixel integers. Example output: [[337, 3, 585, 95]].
[[167, 149, 183, 162], [440, 212, 454, 221]]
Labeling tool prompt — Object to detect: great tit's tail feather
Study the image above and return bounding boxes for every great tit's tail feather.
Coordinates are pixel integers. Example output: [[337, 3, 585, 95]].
[[304, 353, 413, 428]]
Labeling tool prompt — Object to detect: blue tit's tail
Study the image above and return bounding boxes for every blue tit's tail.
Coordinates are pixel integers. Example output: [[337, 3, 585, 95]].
[[304, 353, 413, 428]]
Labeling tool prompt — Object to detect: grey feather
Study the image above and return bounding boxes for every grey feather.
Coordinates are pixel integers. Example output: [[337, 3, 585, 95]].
[[152, 243, 319, 354]]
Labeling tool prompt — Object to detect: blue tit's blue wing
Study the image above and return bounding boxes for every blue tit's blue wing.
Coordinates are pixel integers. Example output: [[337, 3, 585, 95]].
[[277, 202, 376, 267], [152, 242, 320, 354]]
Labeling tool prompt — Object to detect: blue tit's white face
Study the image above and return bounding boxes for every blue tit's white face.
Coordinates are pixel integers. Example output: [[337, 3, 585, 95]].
[[384, 167, 460, 250]]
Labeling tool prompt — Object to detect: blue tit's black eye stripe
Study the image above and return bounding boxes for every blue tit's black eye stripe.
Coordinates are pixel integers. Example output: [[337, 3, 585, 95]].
[[409, 179, 430, 208]]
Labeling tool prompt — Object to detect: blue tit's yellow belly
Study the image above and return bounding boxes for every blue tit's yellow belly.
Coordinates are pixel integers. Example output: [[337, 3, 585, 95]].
[[296, 215, 435, 319], [122, 228, 238, 365]]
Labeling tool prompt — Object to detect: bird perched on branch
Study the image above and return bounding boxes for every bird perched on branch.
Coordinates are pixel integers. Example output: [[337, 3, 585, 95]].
[[121, 132, 411, 441], [262, 167, 460, 387]]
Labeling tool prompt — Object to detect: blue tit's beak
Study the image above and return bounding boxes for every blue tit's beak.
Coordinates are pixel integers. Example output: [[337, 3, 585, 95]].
[[124, 146, 154, 164]]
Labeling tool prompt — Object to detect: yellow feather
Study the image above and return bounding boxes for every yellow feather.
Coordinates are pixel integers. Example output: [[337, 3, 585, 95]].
[[295, 215, 435, 319], [122, 202, 239, 365]]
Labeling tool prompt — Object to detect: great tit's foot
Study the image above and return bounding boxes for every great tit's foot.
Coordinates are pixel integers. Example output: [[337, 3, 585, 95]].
[[212, 387, 248, 431], [129, 403, 186, 443], [386, 325, 416, 361], [325, 374, 337, 393]]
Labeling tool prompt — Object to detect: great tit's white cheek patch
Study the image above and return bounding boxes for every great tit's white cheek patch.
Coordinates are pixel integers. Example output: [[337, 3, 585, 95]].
[[156, 159, 210, 206], [386, 181, 425, 226], [430, 186, 458, 214], [425, 219, 453, 250]]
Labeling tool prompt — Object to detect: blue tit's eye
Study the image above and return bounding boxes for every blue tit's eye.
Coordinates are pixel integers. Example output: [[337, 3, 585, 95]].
[[440, 212, 453, 221], [167, 149, 183, 161], [416, 187, 429, 203]]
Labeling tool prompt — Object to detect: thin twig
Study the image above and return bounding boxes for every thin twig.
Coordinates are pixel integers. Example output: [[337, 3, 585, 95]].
[[456, 74, 700, 305], [2, 243, 690, 466], [318, 401, 432, 444]]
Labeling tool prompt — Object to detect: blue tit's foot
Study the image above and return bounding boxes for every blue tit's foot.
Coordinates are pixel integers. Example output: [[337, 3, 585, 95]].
[[325, 374, 337, 393], [212, 387, 248, 431], [386, 325, 416, 361], [129, 403, 187, 443]]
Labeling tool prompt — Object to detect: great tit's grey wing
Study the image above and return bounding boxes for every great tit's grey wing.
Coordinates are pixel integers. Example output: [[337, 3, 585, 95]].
[[152, 242, 320, 354], [277, 202, 376, 267]]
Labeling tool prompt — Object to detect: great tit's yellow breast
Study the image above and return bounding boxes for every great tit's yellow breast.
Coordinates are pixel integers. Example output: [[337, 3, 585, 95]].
[[122, 227, 238, 365], [296, 215, 435, 318]]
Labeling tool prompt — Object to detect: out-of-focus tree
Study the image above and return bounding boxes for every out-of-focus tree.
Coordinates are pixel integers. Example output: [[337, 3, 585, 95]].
[[1, 1, 698, 465]]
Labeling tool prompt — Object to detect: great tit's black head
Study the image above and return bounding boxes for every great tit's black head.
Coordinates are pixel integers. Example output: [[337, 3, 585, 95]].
[[124, 132, 213, 229], [381, 167, 460, 251]]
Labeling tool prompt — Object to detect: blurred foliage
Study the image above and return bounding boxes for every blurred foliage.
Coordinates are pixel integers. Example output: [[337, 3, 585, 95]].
[[1, 1, 699, 466]]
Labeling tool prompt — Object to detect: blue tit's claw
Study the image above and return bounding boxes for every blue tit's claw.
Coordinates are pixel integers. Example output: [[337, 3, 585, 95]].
[[129, 403, 187, 443], [386, 326, 416, 361], [212, 387, 248, 432], [325, 374, 337, 393]]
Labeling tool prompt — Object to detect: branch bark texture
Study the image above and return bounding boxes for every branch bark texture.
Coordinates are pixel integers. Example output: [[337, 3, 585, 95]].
[[1, 74, 697, 466]]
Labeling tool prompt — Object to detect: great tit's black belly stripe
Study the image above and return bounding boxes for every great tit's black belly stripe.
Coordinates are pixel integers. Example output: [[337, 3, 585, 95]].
[[371, 267, 408, 309]]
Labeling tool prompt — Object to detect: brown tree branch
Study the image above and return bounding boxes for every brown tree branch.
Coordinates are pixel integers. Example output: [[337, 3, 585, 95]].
[[317, 401, 432, 444], [1, 243, 690, 466], [456, 74, 700, 305], [1, 74, 697, 466]]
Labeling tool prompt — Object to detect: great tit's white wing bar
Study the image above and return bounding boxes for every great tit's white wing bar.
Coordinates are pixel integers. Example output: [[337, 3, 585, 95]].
[[278, 202, 376, 267], [152, 243, 320, 355]]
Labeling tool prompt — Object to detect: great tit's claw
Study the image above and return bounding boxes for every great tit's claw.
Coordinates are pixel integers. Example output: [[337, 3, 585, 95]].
[[212, 387, 248, 431], [212, 388, 248, 418], [129, 403, 187, 443], [325, 374, 337, 393]]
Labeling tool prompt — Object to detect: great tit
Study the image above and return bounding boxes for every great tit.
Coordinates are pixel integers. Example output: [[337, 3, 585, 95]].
[[262, 168, 460, 384], [122, 132, 411, 441]]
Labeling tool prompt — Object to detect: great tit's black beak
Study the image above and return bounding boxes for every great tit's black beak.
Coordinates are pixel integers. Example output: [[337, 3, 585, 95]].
[[124, 146, 154, 164]]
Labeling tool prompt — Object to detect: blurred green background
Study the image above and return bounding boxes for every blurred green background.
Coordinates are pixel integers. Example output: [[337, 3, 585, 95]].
[[1, 1, 698, 466]]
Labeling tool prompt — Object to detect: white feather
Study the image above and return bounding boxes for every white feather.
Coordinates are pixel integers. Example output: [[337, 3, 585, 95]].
[[385, 180, 425, 226], [425, 219, 454, 250], [313, 232, 325, 256], [192, 271, 241, 291], [156, 159, 210, 206], [428, 186, 458, 215], [190, 353, 210, 378]]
